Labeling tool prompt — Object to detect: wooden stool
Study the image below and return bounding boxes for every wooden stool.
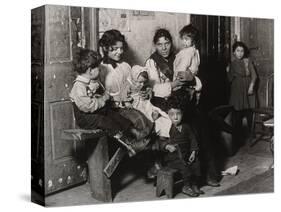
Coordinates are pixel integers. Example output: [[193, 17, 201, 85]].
[[156, 167, 178, 198]]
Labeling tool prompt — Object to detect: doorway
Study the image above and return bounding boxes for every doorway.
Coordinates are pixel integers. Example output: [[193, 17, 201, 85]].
[[191, 15, 231, 112]]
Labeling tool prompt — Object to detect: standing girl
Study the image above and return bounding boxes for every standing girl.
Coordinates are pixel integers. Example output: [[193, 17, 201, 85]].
[[227, 41, 257, 144]]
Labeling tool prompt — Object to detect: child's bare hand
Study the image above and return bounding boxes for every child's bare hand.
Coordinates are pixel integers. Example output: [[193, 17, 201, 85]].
[[226, 65, 230, 73], [139, 88, 151, 100], [188, 151, 196, 163], [124, 101, 133, 108], [103, 92, 111, 101], [152, 111, 160, 121], [248, 86, 254, 95], [177, 71, 194, 82], [165, 144, 176, 153], [171, 79, 185, 90], [195, 92, 201, 105], [88, 82, 100, 92]]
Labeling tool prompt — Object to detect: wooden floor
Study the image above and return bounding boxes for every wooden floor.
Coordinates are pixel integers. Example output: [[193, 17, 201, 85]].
[[45, 137, 274, 207]]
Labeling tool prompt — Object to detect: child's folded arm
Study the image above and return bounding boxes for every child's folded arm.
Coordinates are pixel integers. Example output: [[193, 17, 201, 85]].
[[73, 86, 106, 113], [173, 58, 191, 81], [173, 49, 194, 80], [248, 59, 257, 85], [193, 76, 202, 91], [190, 136, 199, 152], [226, 64, 237, 82], [159, 139, 170, 152], [76, 95, 106, 113]]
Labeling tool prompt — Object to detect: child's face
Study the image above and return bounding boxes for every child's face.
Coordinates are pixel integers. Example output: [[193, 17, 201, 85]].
[[107, 41, 124, 61], [89, 67, 100, 80], [134, 75, 147, 90], [168, 108, 183, 126], [181, 35, 193, 48], [233, 46, 244, 60]]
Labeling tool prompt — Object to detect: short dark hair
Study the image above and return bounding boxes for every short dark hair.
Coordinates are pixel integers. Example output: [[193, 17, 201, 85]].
[[73, 48, 101, 74], [99, 29, 128, 53], [153, 28, 173, 44], [166, 95, 184, 113], [138, 71, 149, 80], [179, 24, 199, 45], [232, 41, 249, 58]]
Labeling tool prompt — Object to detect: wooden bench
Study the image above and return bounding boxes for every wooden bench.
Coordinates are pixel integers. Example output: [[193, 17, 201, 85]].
[[62, 128, 130, 202]]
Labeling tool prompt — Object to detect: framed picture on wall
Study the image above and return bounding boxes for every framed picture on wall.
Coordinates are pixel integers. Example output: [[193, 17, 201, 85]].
[[99, 9, 131, 32]]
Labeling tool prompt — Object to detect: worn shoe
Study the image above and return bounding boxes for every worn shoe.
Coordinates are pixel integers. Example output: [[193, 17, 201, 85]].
[[113, 134, 136, 157], [182, 185, 199, 197], [147, 168, 157, 179], [191, 185, 205, 195], [113, 131, 123, 139], [131, 128, 147, 141], [131, 137, 151, 153], [206, 180, 220, 187], [146, 162, 161, 179]]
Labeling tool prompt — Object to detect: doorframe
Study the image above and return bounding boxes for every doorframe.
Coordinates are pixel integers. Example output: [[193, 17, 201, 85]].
[[89, 8, 99, 51]]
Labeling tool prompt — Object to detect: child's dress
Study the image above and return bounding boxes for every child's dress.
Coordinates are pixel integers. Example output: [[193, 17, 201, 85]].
[[227, 58, 257, 111], [174, 46, 200, 77], [173, 46, 202, 105], [128, 82, 172, 138], [173, 46, 202, 91], [126, 65, 172, 138]]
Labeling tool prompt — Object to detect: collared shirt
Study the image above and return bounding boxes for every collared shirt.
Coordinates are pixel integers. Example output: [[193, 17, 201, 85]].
[[160, 123, 199, 162], [69, 75, 106, 113], [169, 124, 198, 151]]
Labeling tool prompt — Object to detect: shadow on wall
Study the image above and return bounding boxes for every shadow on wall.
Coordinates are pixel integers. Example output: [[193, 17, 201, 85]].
[[123, 42, 181, 67], [123, 45, 142, 67]]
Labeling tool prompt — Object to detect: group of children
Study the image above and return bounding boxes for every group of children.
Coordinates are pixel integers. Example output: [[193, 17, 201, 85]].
[[69, 24, 257, 198]]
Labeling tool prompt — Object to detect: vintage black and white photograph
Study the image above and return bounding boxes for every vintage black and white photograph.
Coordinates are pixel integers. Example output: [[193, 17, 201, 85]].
[[31, 4, 274, 207]]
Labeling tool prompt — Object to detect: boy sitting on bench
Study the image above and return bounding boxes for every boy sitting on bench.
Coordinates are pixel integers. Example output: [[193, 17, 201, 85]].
[[69, 48, 146, 155]]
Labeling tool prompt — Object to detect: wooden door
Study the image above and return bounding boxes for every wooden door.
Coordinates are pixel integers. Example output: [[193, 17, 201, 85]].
[[191, 15, 231, 112], [31, 6, 46, 200], [42, 5, 97, 195], [240, 18, 274, 107], [32, 5, 99, 197]]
